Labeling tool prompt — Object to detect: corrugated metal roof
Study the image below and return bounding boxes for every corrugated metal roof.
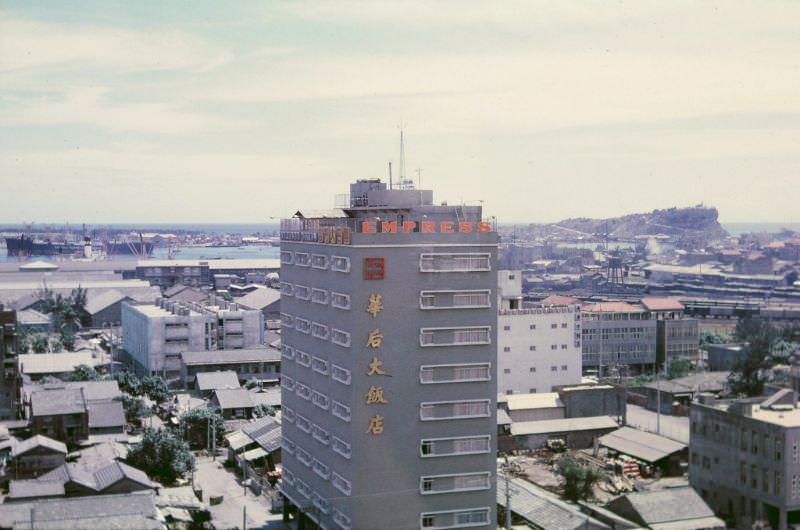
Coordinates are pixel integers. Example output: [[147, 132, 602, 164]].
[[505, 392, 564, 411], [87, 401, 126, 429], [226, 431, 252, 451], [236, 287, 281, 311], [242, 447, 268, 461], [598, 427, 686, 463], [195, 370, 240, 391], [182, 348, 279, 365], [619, 487, 717, 525], [12, 435, 67, 457], [8, 479, 65, 499], [511, 416, 619, 436], [214, 388, 254, 409]]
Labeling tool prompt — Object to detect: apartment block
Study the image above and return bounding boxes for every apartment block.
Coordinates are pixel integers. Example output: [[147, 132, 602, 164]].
[[121, 298, 264, 377], [690, 390, 800, 530], [497, 271, 582, 395], [279, 179, 498, 530], [0, 305, 19, 420]]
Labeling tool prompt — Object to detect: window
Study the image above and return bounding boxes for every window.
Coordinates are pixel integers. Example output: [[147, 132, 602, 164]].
[[551, 344, 558, 350], [561, 323, 568, 328], [332, 400, 351, 422], [551, 366, 557, 372], [280, 251, 293, 265], [312, 390, 330, 410], [312, 322, 330, 340], [364, 257, 385, 280], [331, 292, 351, 310], [282, 406, 295, 423], [312, 492, 330, 515], [294, 285, 311, 300], [295, 318, 311, 334], [332, 436, 352, 459], [280, 313, 294, 328], [561, 365, 568, 370], [311, 254, 328, 270], [294, 252, 310, 267], [312, 424, 330, 445], [281, 344, 295, 361], [296, 350, 311, 367], [420, 326, 491, 347], [332, 471, 352, 495], [420, 435, 491, 458], [420, 473, 491, 495], [503, 325, 511, 331], [419, 253, 491, 272], [311, 288, 329, 305], [331, 328, 351, 347], [503, 368, 511, 374], [529, 324, 536, 330], [282, 467, 295, 485], [296, 447, 312, 466], [312, 459, 330, 480], [551, 323, 558, 329], [529, 345, 536, 351], [295, 478, 311, 499], [503, 347, 510, 352], [561, 344, 568, 350], [282, 437, 296, 455], [529, 388, 537, 393], [296, 414, 311, 433], [420, 363, 491, 384], [333, 509, 352, 530], [281, 375, 295, 392], [331, 255, 350, 272], [312, 356, 330, 375], [295, 382, 312, 400], [331, 364, 352, 385], [420, 508, 490, 529], [279, 282, 294, 297], [420, 400, 491, 421], [529, 367, 536, 372], [420, 290, 491, 309]]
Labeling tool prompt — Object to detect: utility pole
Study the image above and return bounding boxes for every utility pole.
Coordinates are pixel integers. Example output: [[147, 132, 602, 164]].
[[505, 471, 512, 530], [211, 419, 216, 461], [243, 505, 247, 530], [656, 369, 661, 435]]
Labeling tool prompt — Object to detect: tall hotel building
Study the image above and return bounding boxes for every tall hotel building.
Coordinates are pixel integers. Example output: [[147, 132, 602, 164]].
[[279, 179, 498, 530]]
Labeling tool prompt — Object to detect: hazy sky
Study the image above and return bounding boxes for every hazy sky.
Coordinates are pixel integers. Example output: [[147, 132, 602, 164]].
[[2, 1, 799, 224]]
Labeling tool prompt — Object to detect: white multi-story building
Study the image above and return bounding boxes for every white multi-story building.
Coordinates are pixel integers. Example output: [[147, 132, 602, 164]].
[[121, 298, 264, 377], [497, 271, 582, 395]]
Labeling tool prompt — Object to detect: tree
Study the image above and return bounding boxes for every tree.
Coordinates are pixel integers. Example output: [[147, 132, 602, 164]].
[[115, 371, 143, 396], [118, 395, 151, 425], [666, 358, 692, 380], [127, 428, 194, 485], [728, 318, 781, 397], [70, 364, 100, 382], [31, 335, 49, 354], [253, 404, 277, 418], [700, 330, 729, 346], [141, 375, 170, 404], [180, 408, 225, 450], [555, 456, 602, 501]]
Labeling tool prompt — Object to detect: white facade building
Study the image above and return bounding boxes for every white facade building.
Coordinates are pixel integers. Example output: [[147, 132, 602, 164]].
[[497, 271, 582, 395]]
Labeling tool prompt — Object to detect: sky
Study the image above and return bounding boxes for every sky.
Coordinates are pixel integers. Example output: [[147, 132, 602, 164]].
[[1, 1, 799, 224]]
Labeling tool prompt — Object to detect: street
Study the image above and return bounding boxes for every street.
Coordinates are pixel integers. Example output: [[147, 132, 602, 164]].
[[193, 455, 289, 530], [626, 404, 690, 444]]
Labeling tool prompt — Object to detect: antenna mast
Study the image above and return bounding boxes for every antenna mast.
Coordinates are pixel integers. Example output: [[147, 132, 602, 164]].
[[397, 128, 415, 189]]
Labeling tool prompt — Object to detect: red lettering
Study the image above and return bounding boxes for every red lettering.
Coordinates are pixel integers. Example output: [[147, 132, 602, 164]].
[[380, 221, 398, 233], [459, 222, 473, 233], [440, 221, 454, 233], [478, 221, 492, 232], [401, 221, 417, 233], [362, 221, 377, 234], [421, 221, 435, 233]]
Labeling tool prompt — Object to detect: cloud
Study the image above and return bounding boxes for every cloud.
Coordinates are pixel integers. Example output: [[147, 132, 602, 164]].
[[0, 87, 245, 134], [0, 12, 231, 73]]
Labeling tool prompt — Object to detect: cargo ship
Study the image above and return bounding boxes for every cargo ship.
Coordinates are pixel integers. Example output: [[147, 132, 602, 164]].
[[5, 236, 153, 257]]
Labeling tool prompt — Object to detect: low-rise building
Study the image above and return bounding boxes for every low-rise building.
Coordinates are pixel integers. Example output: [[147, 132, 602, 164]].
[[10, 435, 67, 479], [211, 388, 255, 420], [180, 347, 280, 388], [605, 487, 724, 529], [194, 370, 240, 398], [690, 389, 800, 529]]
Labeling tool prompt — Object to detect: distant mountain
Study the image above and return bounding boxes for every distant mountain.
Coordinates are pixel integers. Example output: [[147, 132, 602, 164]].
[[520, 206, 729, 241]]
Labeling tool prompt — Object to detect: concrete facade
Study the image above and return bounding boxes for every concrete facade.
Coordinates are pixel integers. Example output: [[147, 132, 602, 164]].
[[690, 392, 800, 530], [497, 271, 582, 395], [279, 180, 497, 530], [121, 298, 264, 377], [0, 306, 19, 420], [581, 302, 657, 375]]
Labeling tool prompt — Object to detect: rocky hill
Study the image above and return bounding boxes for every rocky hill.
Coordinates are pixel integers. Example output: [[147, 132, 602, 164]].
[[521, 206, 729, 241]]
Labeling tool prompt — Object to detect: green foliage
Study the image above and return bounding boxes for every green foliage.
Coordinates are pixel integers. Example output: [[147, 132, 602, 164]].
[[118, 395, 151, 425], [70, 364, 100, 382], [253, 404, 277, 418], [141, 375, 170, 403], [31, 335, 49, 353], [59, 331, 76, 352], [728, 318, 781, 397], [180, 408, 225, 449], [127, 428, 194, 485], [555, 456, 602, 501], [115, 371, 143, 396], [700, 330, 729, 346], [666, 358, 692, 380]]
